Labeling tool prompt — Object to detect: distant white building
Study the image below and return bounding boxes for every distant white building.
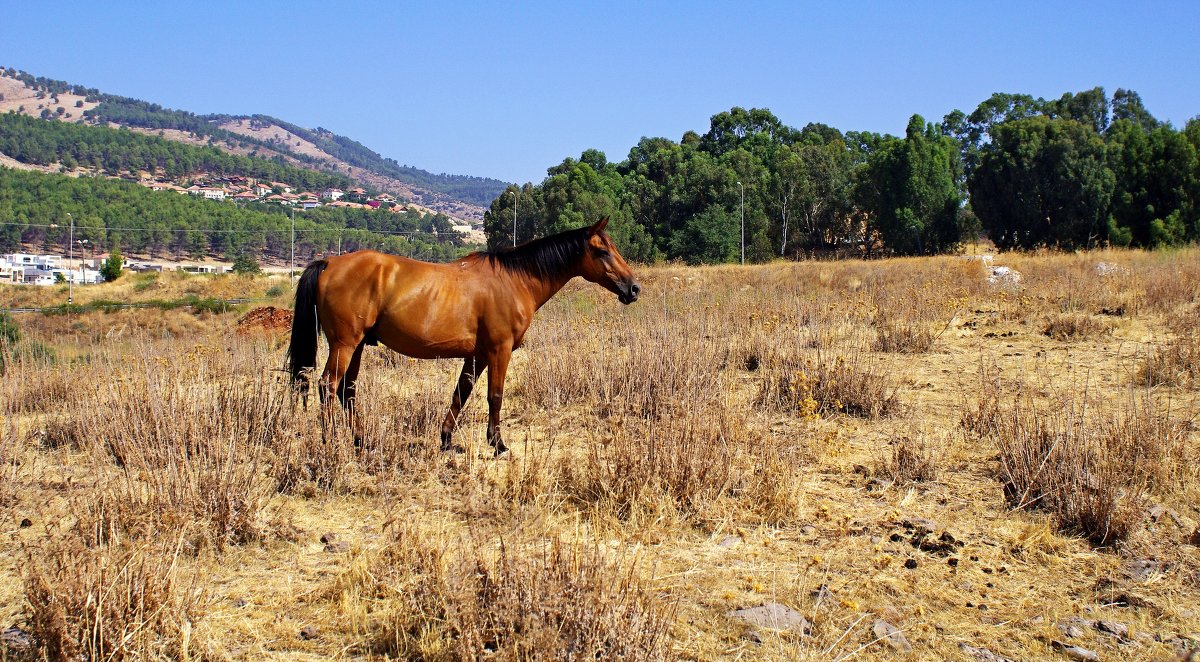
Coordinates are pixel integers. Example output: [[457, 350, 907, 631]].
[[5, 253, 60, 269], [2, 253, 104, 285], [321, 188, 344, 201], [179, 264, 228, 274], [0, 256, 21, 284]]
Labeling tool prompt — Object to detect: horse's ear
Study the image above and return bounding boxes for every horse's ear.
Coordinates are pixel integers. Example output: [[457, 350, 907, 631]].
[[588, 217, 609, 235]]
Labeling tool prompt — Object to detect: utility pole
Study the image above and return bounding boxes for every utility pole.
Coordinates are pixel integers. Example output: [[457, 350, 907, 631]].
[[67, 212, 74, 306], [290, 207, 295, 288], [737, 181, 745, 265]]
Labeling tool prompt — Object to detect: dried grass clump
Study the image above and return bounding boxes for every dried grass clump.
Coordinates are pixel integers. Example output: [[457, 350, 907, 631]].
[[871, 321, 936, 353], [352, 526, 673, 660], [557, 410, 805, 526], [564, 411, 739, 521], [984, 390, 1184, 547], [49, 341, 282, 550], [1136, 336, 1200, 388], [757, 350, 900, 419], [520, 301, 729, 419], [273, 418, 353, 495], [1040, 312, 1113, 340], [881, 436, 939, 484], [21, 534, 204, 661]]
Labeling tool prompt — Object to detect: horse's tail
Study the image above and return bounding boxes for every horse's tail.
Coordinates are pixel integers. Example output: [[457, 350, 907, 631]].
[[288, 259, 328, 390]]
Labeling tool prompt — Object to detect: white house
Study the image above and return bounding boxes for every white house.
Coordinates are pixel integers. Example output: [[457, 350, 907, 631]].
[[4, 253, 60, 270], [0, 256, 20, 284], [320, 188, 344, 201]]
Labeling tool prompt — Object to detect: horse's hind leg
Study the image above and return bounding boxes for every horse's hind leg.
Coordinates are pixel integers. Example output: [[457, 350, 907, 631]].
[[318, 341, 363, 443], [340, 341, 368, 447], [440, 357, 483, 452]]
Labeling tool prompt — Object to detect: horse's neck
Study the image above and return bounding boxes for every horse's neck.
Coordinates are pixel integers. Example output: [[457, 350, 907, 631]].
[[519, 267, 577, 310]]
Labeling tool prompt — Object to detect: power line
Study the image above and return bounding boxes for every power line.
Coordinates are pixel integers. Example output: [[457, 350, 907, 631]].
[[0, 221, 458, 238]]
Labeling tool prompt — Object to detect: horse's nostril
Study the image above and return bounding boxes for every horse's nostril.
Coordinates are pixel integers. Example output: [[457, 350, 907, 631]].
[[631, 283, 641, 296]]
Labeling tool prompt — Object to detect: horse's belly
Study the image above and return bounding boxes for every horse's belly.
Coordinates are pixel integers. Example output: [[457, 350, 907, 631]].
[[375, 322, 476, 359]]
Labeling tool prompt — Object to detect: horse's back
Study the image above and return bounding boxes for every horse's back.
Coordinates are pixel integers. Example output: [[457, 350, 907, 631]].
[[317, 250, 494, 358]]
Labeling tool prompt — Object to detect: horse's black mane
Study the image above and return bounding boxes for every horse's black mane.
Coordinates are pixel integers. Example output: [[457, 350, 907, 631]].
[[478, 227, 589, 280]]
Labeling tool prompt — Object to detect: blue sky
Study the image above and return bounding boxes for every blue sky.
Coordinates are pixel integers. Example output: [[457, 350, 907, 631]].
[[2, 1, 1198, 185]]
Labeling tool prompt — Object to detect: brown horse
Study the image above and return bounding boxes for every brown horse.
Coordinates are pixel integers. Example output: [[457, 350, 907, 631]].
[[288, 218, 640, 455]]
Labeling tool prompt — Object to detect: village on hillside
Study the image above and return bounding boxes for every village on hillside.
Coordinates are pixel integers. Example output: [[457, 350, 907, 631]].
[[140, 175, 481, 238]]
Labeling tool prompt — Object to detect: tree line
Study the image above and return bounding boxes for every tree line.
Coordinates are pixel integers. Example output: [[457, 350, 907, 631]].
[[484, 88, 1199, 263], [0, 168, 464, 263]]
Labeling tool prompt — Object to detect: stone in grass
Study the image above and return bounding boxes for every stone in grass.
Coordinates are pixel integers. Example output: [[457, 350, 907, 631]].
[[959, 642, 1014, 662], [728, 602, 811, 636], [1051, 640, 1099, 661], [321, 532, 350, 553], [299, 625, 320, 640], [872, 619, 912, 652]]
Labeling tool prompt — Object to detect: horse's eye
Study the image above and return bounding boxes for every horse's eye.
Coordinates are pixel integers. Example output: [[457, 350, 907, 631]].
[[596, 249, 610, 258]]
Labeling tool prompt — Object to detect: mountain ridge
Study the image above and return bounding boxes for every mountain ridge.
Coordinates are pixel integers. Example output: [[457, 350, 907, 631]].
[[0, 67, 508, 222]]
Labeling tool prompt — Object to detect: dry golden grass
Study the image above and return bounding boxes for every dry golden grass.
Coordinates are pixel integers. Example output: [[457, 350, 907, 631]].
[[1, 248, 1199, 660]]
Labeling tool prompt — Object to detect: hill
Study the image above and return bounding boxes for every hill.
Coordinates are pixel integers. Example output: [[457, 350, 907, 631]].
[[0, 66, 509, 221]]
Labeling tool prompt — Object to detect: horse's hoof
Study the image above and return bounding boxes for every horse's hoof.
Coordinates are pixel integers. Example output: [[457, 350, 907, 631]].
[[440, 443, 465, 454], [492, 442, 509, 458]]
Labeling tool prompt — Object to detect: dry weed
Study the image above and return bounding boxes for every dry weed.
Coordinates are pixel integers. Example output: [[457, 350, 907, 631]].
[[871, 321, 936, 353], [982, 388, 1184, 547], [1136, 335, 1200, 388], [346, 524, 673, 660], [21, 533, 204, 661], [757, 349, 900, 419], [1040, 312, 1113, 340], [881, 436, 940, 484]]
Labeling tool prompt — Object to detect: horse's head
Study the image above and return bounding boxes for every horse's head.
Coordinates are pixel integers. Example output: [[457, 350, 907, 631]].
[[579, 218, 640, 304]]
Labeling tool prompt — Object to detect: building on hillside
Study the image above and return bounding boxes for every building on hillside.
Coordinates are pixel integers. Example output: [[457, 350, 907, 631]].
[[321, 188, 344, 201], [4, 253, 59, 270], [0, 256, 20, 284], [266, 194, 293, 206], [233, 191, 259, 201], [51, 267, 104, 285], [270, 182, 294, 193], [300, 199, 320, 210], [179, 264, 228, 275], [253, 182, 273, 196]]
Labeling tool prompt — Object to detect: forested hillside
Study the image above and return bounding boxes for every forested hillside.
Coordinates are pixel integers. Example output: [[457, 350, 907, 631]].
[[0, 113, 351, 191], [0, 168, 464, 263], [0, 67, 509, 213], [486, 88, 1200, 263]]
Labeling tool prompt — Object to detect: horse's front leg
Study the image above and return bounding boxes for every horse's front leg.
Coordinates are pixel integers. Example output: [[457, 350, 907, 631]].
[[485, 346, 512, 456], [440, 357, 483, 452]]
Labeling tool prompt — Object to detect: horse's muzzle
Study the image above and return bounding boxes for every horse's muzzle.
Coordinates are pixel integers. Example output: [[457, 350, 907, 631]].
[[618, 281, 641, 305]]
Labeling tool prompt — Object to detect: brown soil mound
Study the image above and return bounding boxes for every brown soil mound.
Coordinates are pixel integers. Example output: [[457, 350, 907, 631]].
[[236, 306, 293, 335]]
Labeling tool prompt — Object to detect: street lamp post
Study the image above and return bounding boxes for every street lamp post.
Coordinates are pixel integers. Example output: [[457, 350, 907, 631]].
[[67, 213, 74, 306], [737, 181, 745, 265]]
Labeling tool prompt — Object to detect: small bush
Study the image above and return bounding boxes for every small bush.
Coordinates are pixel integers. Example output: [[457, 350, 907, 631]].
[[1041, 312, 1112, 340], [21, 535, 204, 661], [354, 525, 673, 660], [983, 390, 1183, 547], [757, 349, 900, 419], [882, 436, 939, 484], [1136, 336, 1200, 388], [872, 321, 936, 353]]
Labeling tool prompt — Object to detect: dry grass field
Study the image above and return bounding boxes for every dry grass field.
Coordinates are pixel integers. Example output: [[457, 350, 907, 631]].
[[2, 249, 1199, 660]]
